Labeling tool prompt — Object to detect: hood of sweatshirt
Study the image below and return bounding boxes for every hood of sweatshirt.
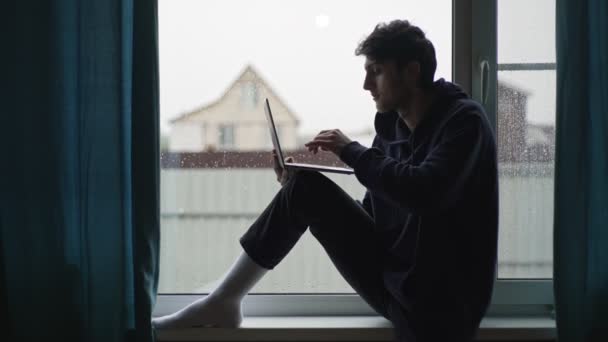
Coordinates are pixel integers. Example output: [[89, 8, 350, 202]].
[[373, 78, 470, 143]]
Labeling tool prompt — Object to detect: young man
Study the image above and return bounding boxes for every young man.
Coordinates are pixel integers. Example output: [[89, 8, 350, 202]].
[[153, 20, 498, 342]]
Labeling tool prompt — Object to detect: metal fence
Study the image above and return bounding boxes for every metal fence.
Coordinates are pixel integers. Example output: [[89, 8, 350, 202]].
[[159, 164, 553, 293]]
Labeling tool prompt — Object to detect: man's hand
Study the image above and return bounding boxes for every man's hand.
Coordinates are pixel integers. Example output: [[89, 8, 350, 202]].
[[304, 129, 352, 156], [272, 149, 294, 186]]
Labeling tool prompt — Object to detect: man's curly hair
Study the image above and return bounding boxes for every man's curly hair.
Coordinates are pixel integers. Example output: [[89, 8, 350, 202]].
[[355, 20, 437, 89]]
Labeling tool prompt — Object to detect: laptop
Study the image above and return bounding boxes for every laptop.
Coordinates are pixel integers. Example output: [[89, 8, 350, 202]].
[[264, 98, 354, 175]]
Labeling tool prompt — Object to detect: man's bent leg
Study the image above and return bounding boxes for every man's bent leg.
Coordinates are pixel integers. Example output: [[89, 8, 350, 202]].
[[152, 250, 266, 329], [240, 170, 391, 318], [155, 170, 322, 330], [238, 170, 312, 270]]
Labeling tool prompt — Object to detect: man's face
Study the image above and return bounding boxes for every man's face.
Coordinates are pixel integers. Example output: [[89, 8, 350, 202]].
[[363, 57, 414, 113]]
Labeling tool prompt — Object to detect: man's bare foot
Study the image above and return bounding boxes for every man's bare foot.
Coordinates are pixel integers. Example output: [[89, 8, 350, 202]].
[[152, 295, 242, 329]]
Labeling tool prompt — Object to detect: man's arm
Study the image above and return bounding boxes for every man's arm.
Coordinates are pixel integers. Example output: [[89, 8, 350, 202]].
[[339, 112, 488, 215], [356, 190, 373, 217]]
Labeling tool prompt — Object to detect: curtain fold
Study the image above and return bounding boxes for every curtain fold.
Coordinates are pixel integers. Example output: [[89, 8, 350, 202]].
[[554, 0, 608, 341], [0, 1, 160, 341], [131, 1, 161, 341]]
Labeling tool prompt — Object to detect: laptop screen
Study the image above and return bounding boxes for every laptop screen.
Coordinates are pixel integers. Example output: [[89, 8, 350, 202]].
[[263, 98, 286, 169]]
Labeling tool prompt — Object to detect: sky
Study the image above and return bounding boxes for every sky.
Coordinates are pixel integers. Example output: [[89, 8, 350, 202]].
[[158, 0, 555, 136]]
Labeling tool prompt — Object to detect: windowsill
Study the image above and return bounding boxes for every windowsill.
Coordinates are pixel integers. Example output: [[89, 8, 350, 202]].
[[155, 315, 556, 341]]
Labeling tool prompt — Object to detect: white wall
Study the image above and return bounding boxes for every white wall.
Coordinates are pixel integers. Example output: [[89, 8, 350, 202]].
[[169, 123, 204, 152]]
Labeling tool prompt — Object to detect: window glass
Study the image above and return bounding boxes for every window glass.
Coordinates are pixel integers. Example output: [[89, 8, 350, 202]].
[[219, 124, 235, 149], [158, 0, 452, 293], [497, 0, 555, 278]]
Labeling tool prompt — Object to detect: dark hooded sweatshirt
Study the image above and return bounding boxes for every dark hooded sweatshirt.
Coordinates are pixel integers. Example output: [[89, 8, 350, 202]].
[[339, 79, 498, 341]]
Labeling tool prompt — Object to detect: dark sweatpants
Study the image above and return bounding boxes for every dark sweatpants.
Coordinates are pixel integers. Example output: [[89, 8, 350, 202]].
[[239, 170, 416, 342]]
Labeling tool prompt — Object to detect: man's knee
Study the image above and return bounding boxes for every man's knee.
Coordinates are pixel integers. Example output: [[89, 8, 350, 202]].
[[286, 170, 331, 192], [281, 170, 337, 216]]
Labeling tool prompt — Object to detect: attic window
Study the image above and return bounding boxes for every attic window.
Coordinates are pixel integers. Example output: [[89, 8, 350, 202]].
[[240, 81, 259, 110]]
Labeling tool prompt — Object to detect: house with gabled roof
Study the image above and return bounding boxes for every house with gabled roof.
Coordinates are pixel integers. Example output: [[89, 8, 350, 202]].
[[168, 64, 300, 152]]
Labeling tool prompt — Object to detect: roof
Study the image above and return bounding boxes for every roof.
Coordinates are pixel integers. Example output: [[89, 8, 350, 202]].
[[497, 79, 531, 97], [170, 64, 300, 124]]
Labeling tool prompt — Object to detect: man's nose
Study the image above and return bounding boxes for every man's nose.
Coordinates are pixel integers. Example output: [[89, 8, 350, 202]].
[[363, 75, 372, 90]]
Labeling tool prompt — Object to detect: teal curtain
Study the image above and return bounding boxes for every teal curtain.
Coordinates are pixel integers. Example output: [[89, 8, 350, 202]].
[[0, 1, 160, 341], [554, 0, 608, 341]]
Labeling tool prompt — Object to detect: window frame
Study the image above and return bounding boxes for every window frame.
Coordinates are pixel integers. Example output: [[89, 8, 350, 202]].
[[453, 0, 554, 316], [154, 0, 555, 318]]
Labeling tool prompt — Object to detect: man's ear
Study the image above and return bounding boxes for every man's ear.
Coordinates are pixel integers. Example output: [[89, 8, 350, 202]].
[[404, 61, 422, 86]]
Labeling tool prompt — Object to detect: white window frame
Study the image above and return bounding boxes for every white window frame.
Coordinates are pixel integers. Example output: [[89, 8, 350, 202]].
[[154, 0, 554, 319]]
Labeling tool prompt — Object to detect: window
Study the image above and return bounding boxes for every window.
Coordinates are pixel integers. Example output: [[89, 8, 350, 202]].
[[159, 0, 452, 298], [240, 81, 259, 110], [218, 124, 235, 149], [455, 0, 555, 315], [157, 0, 554, 318], [495, 0, 555, 279]]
